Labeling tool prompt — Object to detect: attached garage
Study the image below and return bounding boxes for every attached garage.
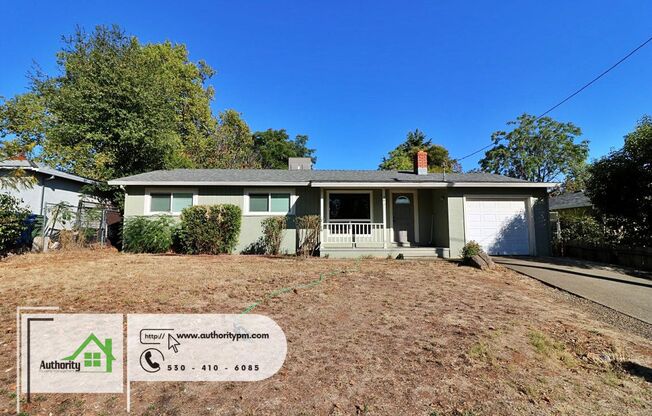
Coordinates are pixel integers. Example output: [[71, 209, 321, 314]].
[[464, 197, 532, 255]]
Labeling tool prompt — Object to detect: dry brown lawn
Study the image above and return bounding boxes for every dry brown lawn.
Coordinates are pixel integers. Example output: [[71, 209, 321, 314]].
[[1, 249, 651, 415]]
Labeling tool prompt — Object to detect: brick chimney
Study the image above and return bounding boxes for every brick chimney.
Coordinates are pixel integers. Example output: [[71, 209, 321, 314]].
[[414, 150, 428, 175], [10, 153, 28, 161]]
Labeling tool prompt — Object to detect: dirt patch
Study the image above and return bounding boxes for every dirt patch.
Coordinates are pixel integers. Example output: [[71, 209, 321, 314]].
[[1, 250, 651, 415]]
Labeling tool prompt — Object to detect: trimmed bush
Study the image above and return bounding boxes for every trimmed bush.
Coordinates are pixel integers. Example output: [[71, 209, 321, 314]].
[[122, 216, 175, 253], [177, 204, 241, 254], [461, 240, 482, 259], [261, 216, 287, 255], [0, 193, 30, 256]]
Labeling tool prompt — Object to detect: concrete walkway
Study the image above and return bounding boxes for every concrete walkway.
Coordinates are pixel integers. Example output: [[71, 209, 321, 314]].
[[495, 257, 652, 324]]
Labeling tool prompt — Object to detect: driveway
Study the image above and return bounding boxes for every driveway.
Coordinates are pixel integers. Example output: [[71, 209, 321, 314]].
[[495, 257, 652, 324]]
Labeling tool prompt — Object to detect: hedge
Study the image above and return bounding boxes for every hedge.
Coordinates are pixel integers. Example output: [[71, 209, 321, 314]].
[[122, 216, 176, 253], [176, 204, 241, 254]]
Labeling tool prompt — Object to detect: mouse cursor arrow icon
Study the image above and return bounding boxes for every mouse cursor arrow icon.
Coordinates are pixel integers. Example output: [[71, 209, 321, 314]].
[[168, 334, 180, 353]]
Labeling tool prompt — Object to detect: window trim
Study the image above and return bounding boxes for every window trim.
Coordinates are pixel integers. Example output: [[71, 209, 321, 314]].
[[325, 190, 373, 222], [243, 188, 297, 216], [144, 188, 198, 215]]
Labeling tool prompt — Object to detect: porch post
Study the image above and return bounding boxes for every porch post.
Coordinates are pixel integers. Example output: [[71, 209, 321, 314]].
[[382, 188, 387, 249], [319, 188, 324, 245]]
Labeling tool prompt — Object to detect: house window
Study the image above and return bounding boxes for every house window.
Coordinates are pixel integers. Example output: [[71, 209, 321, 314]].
[[245, 191, 294, 215], [84, 352, 101, 367], [328, 193, 371, 221], [271, 193, 291, 212], [249, 194, 270, 212], [148, 191, 195, 214], [150, 193, 171, 212]]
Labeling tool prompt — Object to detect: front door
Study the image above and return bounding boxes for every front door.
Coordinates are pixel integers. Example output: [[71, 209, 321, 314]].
[[392, 193, 415, 245]]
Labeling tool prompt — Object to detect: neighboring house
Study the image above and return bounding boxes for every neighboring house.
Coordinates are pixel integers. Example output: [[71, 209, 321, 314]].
[[1, 157, 97, 216], [549, 191, 593, 216], [62, 333, 115, 373], [108, 153, 556, 258]]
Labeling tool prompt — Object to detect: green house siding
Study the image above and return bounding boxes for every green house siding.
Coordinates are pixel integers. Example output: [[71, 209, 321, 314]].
[[123, 185, 320, 254], [124, 186, 147, 216], [198, 186, 244, 206], [446, 194, 466, 258], [122, 184, 551, 258]]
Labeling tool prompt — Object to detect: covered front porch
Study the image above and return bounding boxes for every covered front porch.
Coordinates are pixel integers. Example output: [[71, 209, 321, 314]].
[[317, 187, 451, 258]]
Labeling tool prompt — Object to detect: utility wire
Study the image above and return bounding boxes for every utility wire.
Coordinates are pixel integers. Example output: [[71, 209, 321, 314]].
[[457, 34, 652, 162]]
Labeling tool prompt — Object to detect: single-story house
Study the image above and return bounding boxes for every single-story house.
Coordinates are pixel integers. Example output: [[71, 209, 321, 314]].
[[108, 152, 557, 258], [549, 191, 593, 216], [1, 157, 98, 216]]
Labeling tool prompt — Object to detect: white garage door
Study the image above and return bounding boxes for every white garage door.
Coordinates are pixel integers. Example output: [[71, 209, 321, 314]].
[[464, 198, 531, 255]]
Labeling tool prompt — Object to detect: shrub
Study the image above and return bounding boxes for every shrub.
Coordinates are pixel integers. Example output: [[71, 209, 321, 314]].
[[261, 216, 287, 255], [0, 193, 30, 256], [177, 204, 241, 254], [559, 214, 608, 245], [297, 215, 321, 256], [122, 216, 175, 253], [461, 240, 482, 259]]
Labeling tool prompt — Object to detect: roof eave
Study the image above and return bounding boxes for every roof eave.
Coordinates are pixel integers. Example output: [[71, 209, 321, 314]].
[[1, 166, 98, 185], [107, 180, 312, 186], [108, 179, 559, 188], [310, 181, 559, 188]]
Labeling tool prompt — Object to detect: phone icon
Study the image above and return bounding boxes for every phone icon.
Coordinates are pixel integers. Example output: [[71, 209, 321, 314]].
[[140, 348, 164, 373]]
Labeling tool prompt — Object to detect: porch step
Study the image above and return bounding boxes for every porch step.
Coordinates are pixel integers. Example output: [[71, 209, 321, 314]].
[[320, 246, 450, 259]]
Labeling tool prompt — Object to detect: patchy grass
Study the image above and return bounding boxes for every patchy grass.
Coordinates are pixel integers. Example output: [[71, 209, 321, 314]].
[[468, 341, 494, 365], [1, 250, 651, 415], [528, 329, 580, 369]]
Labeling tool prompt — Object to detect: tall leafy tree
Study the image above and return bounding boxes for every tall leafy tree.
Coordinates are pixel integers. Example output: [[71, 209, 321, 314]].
[[558, 162, 590, 194], [479, 114, 589, 183], [198, 109, 261, 169], [1, 25, 220, 206], [252, 129, 315, 169], [379, 129, 461, 172], [0, 94, 45, 188], [586, 116, 652, 246], [35, 25, 217, 177]]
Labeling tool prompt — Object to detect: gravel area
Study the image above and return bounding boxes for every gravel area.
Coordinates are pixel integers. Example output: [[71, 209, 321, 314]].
[[544, 283, 652, 340]]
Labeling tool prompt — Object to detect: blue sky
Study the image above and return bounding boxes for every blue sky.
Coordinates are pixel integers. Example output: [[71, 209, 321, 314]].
[[1, 1, 650, 171]]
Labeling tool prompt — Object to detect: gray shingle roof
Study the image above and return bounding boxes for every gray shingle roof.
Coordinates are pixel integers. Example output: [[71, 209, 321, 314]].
[[108, 168, 551, 186], [549, 191, 592, 210], [0, 159, 98, 185]]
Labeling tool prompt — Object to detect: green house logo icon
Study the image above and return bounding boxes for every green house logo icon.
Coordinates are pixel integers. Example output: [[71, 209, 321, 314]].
[[62, 333, 115, 373]]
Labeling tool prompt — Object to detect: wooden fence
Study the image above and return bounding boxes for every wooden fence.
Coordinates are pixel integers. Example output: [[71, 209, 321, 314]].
[[564, 242, 652, 271]]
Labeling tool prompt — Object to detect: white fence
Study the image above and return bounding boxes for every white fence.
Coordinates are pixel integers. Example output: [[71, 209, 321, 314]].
[[322, 222, 385, 247]]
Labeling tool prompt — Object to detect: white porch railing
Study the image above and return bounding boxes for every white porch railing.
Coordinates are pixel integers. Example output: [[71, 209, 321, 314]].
[[322, 222, 385, 247]]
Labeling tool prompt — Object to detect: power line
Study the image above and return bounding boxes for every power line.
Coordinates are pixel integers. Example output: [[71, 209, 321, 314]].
[[457, 34, 652, 162]]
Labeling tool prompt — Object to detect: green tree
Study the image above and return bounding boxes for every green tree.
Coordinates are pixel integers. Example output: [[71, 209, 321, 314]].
[[1, 25, 219, 206], [252, 129, 315, 169], [0, 94, 44, 188], [379, 129, 461, 172], [585, 116, 652, 246], [37, 25, 217, 176], [198, 109, 261, 169], [479, 114, 589, 183]]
